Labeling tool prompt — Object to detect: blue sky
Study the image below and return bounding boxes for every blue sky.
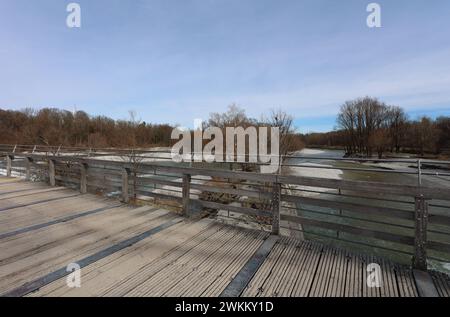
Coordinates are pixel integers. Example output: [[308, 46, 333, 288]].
[[1, 0, 450, 133]]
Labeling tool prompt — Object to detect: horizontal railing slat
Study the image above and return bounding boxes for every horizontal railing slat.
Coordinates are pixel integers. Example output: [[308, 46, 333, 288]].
[[190, 183, 272, 200], [10, 153, 450, 199], [282, 194, 414, 221], [3, 151, 450, 264], [278, 175, 450, 200], [134, 190, 183, 203], [280, 214, 415, 246], [192, 199, 272, 218], [135, 177, 182, 188]]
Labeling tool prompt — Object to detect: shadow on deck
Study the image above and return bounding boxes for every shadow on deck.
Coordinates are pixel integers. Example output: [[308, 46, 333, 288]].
[[0, 176, 449, 297]]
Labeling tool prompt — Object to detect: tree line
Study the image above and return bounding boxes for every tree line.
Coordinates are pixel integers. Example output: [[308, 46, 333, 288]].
[[0, 106, 305, 156], [302, 96, 450, 158], [4, 99, 447, 159], [206, 104, 304, 158], [0, 108, 173, 148]]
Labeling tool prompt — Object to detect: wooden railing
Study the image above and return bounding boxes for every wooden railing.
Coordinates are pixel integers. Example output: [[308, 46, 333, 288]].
[[2, 151, 450, 271]]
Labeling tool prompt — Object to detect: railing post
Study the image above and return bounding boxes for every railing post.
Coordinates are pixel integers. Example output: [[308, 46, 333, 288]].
[[272, 182, 281, 235], [80, 163, 88, 194], [25, 157, 33, 181], [48, 159, 56, 186], [417, 159, 422, 186], [413, 194, 428, 270], [6, 155, 12, 177], [130, 170, 136, 202], [122, 168, 130, 203], [182, 174, 191, 217]]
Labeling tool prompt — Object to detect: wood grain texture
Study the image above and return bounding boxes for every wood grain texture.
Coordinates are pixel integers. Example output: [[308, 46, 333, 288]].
[[0, 176, 448, 297]]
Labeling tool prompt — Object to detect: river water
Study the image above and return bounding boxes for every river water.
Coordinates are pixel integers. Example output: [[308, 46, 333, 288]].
[[283, 148, 450, 273]]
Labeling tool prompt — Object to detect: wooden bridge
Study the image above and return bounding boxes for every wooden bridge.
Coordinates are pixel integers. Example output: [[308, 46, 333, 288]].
[[1, 151, 450, 297]]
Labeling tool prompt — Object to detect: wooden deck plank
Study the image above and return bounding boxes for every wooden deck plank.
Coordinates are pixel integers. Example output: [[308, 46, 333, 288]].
[[0, 178, 25, 185], [0, 197, 123, 235], [327, 248, 347, 297], [158, 229, 266, 297], [0, 206, 176, 294], [124, 226, 236, 296], [261, 239, 297, 296], [182, 231, 265, 297], [430, 271, 450, 297], [241, 238, 287, 297], [102, 222, 227, 296], [143, 227, 240, 297], [246, 238, 291, 297], [381, 257, 399, 297], [350, 253, 363, 297], [1, 177, 448, 297], [30, 219, 215, 296], [290, 242, 323, 297], [360, 254, 368, 297], [0, 204, 122, 240], [395, 264, 419, 297], [219, 235, 278, 297], [199, 232, 267, 297], [0, 205, 164, 263], [259, 238, 297, 296], [310, 246, 334, 297], [5, 217, 181, 297], [0, 183, 56, 197], [364, 255, 375, 297], [0, 186, 66, 200], [1, 210, 174, 295], [274, 241, 313, 297], [0, 190, 80, 212], [413, 270, 439, 297], [327, 248, 339, 297], [404, 268, 419, 297], [163, 229, 255, 296], [27, 221, 189, 296], [344, 252, 356, 297], [261, 238, 300, 297]]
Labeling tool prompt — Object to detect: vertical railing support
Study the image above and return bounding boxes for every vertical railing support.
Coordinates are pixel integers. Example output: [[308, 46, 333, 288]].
[[182, 174, 191, 217], [413, 194, 429, 270], [272, 182, 281, 235], [80, 163, 88, 194], [130, 170, 136, 203], [122, 168, 130, 203], [6, 155, 13, 177], [25, 157, 33, 181], [417, 159, 422, 186], [48, 159, 56, 186]]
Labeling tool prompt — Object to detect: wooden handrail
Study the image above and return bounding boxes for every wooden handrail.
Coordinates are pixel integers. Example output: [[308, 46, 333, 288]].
[[6, 151, 450, 199], [3, 151, 450, 270]]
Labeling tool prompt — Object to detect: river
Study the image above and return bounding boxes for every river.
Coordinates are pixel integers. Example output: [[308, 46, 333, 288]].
[[283, 148, 450, 273]]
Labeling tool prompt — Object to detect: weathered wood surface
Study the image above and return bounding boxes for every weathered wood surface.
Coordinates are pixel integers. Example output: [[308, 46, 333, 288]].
[[4, 152, 450, 270], [7, 153, 450, 200], [0, 177, 448, 297], [242, 237, 421, 297], [220, 235, 278, 297], [430, 271, 450, 297]]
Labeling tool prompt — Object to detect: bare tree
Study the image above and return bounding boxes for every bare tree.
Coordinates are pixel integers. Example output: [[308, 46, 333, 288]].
[[409, 117, 439, 156], [207, 104, 250, 129], [386, 106, 407, 153], [337, 97, 390, 157], [369, 129, 391, 158], [266, 109, 303, 160]]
